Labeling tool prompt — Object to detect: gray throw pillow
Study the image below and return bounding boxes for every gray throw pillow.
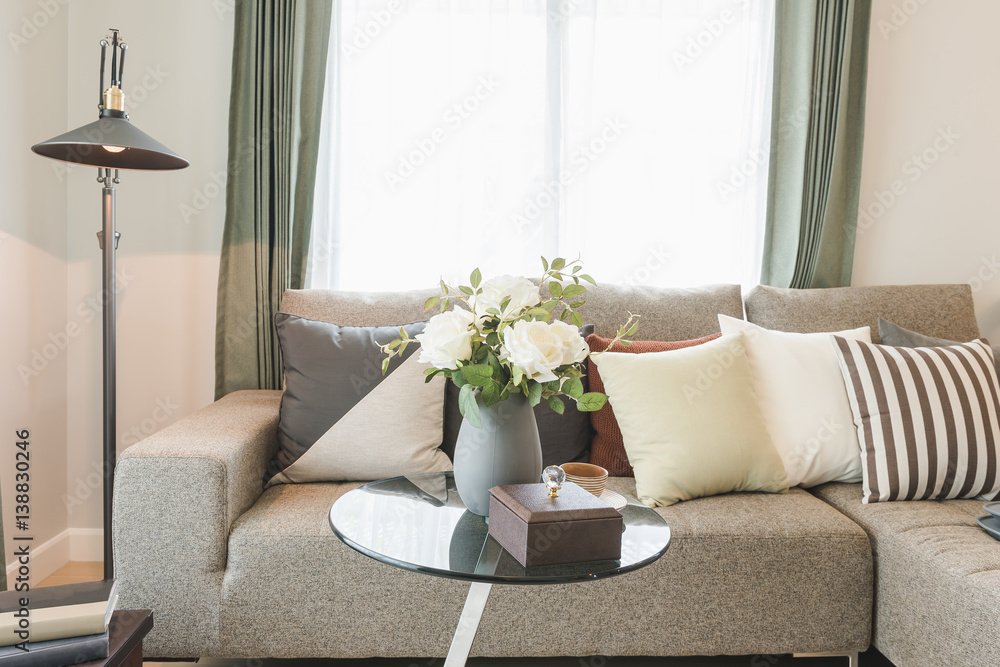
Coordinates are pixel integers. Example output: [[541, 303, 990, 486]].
[[878, 317, 1000, 379], [267, 313, 428, 483], [441, 325, 595, 467]]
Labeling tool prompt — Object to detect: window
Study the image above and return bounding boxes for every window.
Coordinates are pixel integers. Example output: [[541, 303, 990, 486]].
[[308, 0, 775, 291]]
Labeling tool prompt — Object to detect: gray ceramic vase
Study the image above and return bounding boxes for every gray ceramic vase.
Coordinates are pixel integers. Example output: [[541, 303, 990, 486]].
[[453, 392, 543, 516]]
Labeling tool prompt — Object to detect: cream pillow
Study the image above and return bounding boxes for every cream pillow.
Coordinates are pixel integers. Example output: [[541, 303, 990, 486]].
[[592, 332, 788, 507], [718, 315, 870, 487]]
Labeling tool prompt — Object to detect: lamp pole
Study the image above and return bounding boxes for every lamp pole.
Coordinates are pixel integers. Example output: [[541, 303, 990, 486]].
[[99, 168, 119, 581]]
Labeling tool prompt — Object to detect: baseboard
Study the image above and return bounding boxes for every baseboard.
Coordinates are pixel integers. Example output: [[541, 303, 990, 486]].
[[5, 529, 70, 584], [5, 528, 104, 584]]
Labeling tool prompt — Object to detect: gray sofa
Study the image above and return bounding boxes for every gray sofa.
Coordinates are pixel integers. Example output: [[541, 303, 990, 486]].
[[112, 283, 1000, 665]]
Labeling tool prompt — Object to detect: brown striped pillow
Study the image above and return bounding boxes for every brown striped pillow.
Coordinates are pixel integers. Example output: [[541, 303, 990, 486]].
[[832, 336, 1000, 503]]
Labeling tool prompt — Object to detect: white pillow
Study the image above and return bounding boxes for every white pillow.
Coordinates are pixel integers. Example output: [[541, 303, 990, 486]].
[[592, 333, 788, 507], [718, 315, 871, 487]]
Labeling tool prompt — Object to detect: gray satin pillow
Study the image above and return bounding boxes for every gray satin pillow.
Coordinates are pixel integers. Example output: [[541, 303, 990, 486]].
[[267, 313, 427, 483], [878, 317, 1000, 379]]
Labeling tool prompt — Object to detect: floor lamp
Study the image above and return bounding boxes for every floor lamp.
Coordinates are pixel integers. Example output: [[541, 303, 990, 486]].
[[31, 30, 188, 581]]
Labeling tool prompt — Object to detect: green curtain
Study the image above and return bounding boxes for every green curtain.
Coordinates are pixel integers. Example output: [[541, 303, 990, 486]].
[[215, 0, 333, 399], [760, 0, 872, 289]]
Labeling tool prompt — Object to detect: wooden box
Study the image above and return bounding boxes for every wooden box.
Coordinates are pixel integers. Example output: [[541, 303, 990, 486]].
[[488, 482, 623, 567]]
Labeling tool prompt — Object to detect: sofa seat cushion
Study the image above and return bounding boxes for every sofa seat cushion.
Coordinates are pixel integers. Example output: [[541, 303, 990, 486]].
[[219, 478, 872, 658], [811, 482, 1000, 666]]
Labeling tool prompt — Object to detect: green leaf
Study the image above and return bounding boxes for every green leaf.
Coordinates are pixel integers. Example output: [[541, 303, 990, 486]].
[[482, 381, 501, 406], [486, 351, 504, 379], [381, 357, 390, 375], [549, 282, 563, 298], [570, 301, 586, 309], [485, 332, 501, 347], [459, 384, 481, 428], [512, 365, 524, 387], [572, 265, 581, 273], [499, 296, 511, 313], [541, 256, 549, 271], [527, 308, 552, 320], [551, 257, 566, 271], [540, 300, 559, 312], [576, 392, 608, 412], [579, 273, 596, 285], [526, 381, 543, 407], [424, 296, 440, 311], [571, 311, 584, 327], [547, 395, 565, 414], [470, 268, 482, 288], [451, 371, 468, 387], [459, 285, 475, 295], [461, 364, 494, 387], [626, 322, 639, 337], [387, 339, 400, 350], [440, 279, 449, 294], [562, 377, 584, 399], [563, 284, 586, 298]]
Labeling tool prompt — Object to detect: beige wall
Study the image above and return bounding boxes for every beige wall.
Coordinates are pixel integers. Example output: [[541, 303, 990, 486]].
[[853, 0, 1000, 342], [1, 0, 70, 583], [3, 0, 232, 577]]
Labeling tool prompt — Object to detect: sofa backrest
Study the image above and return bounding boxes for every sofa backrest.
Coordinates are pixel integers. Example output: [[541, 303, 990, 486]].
[[279, 283, 745, 341], [744, 284, 980, 343]]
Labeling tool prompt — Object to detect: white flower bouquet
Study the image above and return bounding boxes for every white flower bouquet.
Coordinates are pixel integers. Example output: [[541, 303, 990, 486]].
[[381, 257, 638, 427]]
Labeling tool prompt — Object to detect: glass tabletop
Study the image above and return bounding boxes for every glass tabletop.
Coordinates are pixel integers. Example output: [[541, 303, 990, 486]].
[[328, 472, 671, 585]]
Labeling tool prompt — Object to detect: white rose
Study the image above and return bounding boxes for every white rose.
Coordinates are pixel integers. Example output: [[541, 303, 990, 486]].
[[549, 320, 589, 366], [501, 320, 587, 383], [472, 275, 540, 326], [415, 308, 475, 370]]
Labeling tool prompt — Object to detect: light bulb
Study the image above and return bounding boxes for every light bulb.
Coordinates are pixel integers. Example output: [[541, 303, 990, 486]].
[[103, 145, 126, 153]]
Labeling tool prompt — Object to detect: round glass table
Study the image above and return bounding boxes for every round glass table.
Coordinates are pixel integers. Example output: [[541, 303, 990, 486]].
[[329, 472, 671, 666]]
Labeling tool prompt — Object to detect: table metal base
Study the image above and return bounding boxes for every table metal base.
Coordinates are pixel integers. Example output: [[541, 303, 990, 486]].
[[444, 582, 493, 666], [444, 529, 504, 666]]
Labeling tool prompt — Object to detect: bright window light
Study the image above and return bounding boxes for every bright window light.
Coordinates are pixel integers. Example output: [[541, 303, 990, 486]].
[[308, 0, 775, 291]]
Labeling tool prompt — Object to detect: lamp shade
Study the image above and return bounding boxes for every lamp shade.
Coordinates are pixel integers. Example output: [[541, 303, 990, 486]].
[[31, 115, 188, 170]]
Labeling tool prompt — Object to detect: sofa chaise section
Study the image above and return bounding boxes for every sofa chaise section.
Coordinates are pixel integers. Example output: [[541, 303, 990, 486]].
[[813, 483, 1000, 666]]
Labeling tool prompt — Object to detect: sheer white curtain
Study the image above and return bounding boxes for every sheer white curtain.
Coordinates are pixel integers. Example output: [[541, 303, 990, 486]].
[[308, 0, 775, 291]]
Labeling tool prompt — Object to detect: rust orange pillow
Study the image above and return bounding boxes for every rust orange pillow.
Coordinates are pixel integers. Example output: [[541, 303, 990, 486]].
[[586, 332, 722, 477]]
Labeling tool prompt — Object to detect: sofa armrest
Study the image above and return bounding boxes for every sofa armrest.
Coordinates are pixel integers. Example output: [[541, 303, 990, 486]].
[[112, 389, 281, 656]]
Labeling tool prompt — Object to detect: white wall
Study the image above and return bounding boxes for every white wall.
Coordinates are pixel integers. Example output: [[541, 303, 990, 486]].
[[853, 0, 1000, 342], [3, 0, 232, 577]]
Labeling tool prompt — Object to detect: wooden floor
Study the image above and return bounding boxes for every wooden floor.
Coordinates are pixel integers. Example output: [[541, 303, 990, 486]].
[[40, 562, 895, 667]]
